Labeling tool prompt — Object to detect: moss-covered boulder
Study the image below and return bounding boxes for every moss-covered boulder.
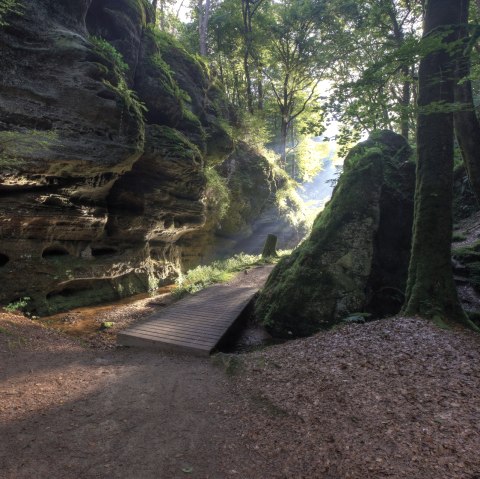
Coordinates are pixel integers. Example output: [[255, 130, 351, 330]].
[[255, 131, 415, 338]]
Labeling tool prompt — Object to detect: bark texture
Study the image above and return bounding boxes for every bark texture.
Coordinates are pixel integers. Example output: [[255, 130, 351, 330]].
[[403, 0, 467, 322], [454, 0, 480, 204]]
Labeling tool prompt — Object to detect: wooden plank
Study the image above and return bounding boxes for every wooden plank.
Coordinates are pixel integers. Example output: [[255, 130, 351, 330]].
[[126, 325, 221, 343], [127, 321, 226, 336], [118, 329, 213, 350], [117, 332, 211, 356], [117, 266, 273, 354]]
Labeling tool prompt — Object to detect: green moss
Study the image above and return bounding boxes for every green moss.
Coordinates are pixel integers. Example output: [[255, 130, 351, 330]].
[[0, 130, 60, 171], [103, 78, 146, 120], [89, 36, 128, 76], [154, 125, 201, 159], [89, 36, 146, 135], [149, 53, 190, 103], [255, 131, 412, 338], [205, 166, 230, 221]]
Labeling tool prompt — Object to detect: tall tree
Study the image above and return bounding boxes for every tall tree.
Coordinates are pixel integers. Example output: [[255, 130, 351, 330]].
[[263, 0, 327, 165], [403, 0, 472, 325], [198, 0, 211, 55], [241, 0, 266, 113], [327, 0, 422, 146], [454, 0, 480, 203]]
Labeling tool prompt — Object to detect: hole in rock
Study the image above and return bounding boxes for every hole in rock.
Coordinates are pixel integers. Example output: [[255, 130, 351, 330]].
[[0, 254, 9, 266], [46, 288, 78, 299], [85, 0, 122, 39], [91, 247, 117, 257], [42, 246, 70, 258]]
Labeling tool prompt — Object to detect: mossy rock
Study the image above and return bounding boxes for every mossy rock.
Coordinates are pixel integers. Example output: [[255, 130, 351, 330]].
[[255, 131, 414, 338]]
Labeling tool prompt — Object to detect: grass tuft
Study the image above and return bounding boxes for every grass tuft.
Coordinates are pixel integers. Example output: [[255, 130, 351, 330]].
[[173, 252, 290, 298]]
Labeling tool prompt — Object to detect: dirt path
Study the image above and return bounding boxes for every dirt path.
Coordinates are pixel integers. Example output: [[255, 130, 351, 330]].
[[1, 266, 480, 478], [0, 314, 271, 479]]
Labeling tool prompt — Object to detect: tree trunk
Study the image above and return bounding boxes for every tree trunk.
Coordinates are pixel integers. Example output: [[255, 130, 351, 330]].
[[400, 66, 411, 139], [388, 0, 410, 139], [198, 0, 210, 56], [257, 71, 264, 110], [242, 0, 254, 114], [279, 117, 288, 167], [262, 234, 278, 258], [152, 0, 158, 24], [454, 0, 480, 204], [244, 49, 254, 114], [403, 0, 468, 324], [159, 0, 165, 31]]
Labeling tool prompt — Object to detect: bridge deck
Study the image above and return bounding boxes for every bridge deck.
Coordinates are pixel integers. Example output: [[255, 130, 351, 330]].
[[117, 266, 272, 355]]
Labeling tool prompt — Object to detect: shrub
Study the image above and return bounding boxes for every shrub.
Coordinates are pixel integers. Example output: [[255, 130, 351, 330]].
[[4, 297, 30, 313]]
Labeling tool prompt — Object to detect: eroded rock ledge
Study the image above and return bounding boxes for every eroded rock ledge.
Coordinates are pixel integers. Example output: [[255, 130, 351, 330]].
[[0, 0, 262, 314]]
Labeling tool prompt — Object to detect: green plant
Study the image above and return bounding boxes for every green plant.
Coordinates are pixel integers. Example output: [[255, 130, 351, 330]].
[[89, 36, 147, 121], [205, 167, 231, 221], [90, 36, 128, 76], [103, 78, 147, 117], [174, 254, 261, 297], [173, 252, 290, 298], [0, 0, 22, 26], [4, 296, 30, 313]]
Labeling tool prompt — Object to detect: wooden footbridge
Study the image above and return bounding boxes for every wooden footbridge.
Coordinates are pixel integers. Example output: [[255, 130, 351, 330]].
[[117, 266, 273, 355]]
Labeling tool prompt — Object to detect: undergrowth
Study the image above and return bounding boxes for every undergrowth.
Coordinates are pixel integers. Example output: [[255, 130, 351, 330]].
[[173, 252, 289, 298]]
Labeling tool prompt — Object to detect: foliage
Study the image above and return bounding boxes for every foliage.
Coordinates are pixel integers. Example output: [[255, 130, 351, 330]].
[[173, 251, 290, 297], [173, 253, 263, 297], [4, 297, 30, 313], [204, 166, 231, 221], [0, 0, 22, 26], [323, 0, 423, 146], [103, 79, 147, 118], [89, 36, 129, 76], [90, 36, 147, 121]]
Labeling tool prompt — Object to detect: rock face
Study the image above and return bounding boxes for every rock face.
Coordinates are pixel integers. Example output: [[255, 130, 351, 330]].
[[179, 142, 307, 267], [0, 0, 233, 314], [255, 131, 415, 338]]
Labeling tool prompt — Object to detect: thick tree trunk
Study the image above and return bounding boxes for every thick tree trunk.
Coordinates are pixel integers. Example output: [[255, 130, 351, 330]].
[[454, 0, 480, 204], [403, 0, 468, 323]]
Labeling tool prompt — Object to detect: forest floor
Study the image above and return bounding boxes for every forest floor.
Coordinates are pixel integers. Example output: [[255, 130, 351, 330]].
[[1, 304, 480, 478]]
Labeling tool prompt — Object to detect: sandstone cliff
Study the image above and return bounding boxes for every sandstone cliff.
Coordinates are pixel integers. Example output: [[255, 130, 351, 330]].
[[0, 0, 234, 314]]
